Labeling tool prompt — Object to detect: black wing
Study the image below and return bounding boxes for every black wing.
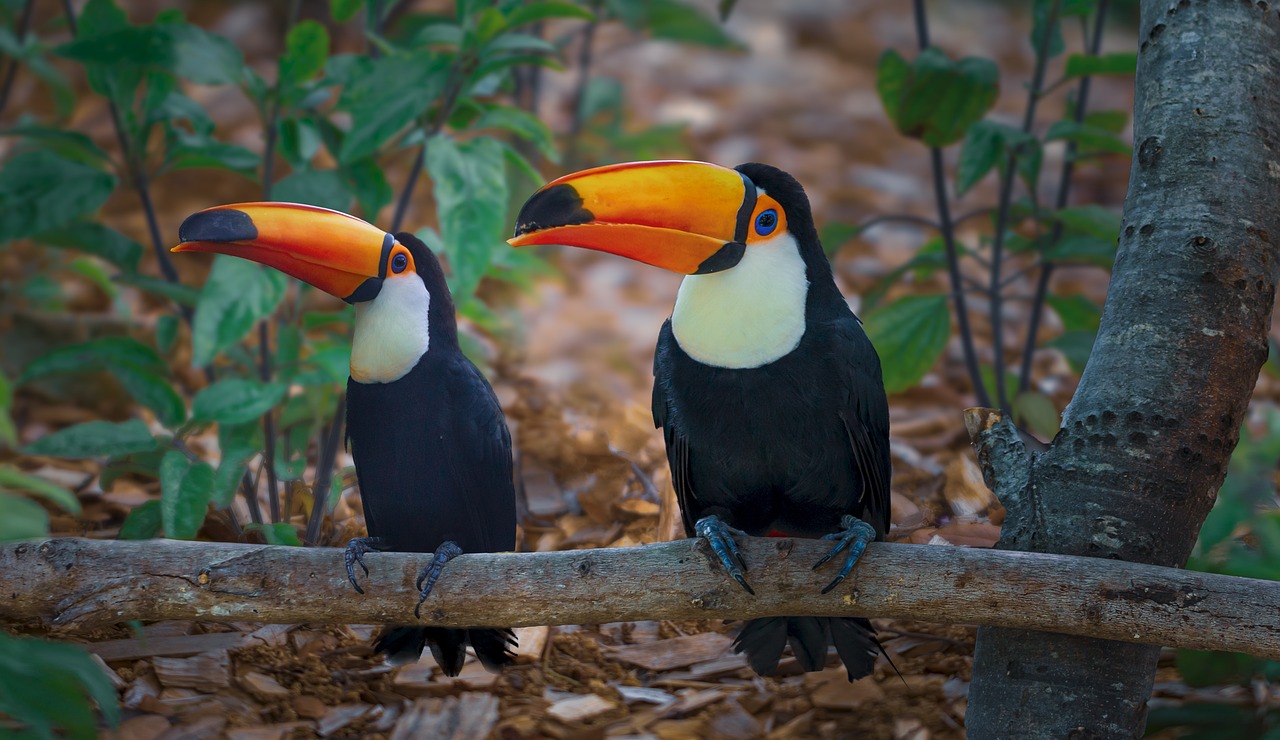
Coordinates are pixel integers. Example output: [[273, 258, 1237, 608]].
[[834, 321, 892, 538], [652, 320, 700, 537]]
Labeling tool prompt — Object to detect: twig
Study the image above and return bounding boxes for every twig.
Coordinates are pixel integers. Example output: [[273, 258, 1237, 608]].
[[913, 0, 990, 408], [239, 470, 265, 525], [5, 537, 1280, 662], [0, 0, 35, 120], [565, 18, 598, 167], [305, 395, 346, 545], [1018, 0, 1110, 394]]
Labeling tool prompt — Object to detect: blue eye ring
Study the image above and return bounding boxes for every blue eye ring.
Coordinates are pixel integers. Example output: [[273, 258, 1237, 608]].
[[755, 209, 778, 236], [391, 253, 409, 274]]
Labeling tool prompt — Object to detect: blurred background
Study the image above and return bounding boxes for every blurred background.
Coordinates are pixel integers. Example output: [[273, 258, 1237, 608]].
[[3, 1, 1278, 738]]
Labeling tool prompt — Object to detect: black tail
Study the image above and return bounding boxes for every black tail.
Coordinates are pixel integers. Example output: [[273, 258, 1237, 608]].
[[373, 627, 517, 677], [733, 617, 880, 681]]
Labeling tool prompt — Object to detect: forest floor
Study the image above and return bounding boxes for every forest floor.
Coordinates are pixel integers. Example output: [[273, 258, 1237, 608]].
[[4, 1, 1276, 738]]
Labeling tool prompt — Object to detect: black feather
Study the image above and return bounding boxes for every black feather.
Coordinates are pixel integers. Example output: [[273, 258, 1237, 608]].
[[349, 232, 517, 672]]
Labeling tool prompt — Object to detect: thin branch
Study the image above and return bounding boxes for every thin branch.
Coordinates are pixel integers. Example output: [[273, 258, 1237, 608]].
[[239, 470, 264, 525], [913, 0, 990, 408], [564, 19, 598, 167], [305, 395, 346, 545], [4, 537, 1280, 663], [0, 0, 36, 120], [390, 67, 465, 233], [1018, 0, 1110, 394], [988, 0, 1061, 413]]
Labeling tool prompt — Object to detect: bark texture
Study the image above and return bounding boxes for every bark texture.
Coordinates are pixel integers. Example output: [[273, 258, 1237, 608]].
[[966, 2, 1280, 737], [2, 538, 1280, 659]]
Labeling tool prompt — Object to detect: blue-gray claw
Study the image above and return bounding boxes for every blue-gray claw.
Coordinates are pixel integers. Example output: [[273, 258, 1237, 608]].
[[694, 515, 755, 595], [344, 536, 389, 595], [415, 541, 464, 618], [814, 514, 876, 594]]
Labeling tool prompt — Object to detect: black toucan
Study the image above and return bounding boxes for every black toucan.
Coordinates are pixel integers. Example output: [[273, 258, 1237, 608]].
[[511, 161, 891, 681], [174, 203, 518, 675]]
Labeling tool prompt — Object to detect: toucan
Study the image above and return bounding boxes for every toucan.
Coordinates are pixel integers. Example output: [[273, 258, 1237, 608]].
[[174, 203, 518, 675], [511, 161, 891, 681]]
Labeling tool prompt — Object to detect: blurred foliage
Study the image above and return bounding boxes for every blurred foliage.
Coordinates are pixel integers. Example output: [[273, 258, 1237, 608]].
[[0, 0, 734, 733], [1146, 407, 1280, 736], [837, 0, 1137, 433]]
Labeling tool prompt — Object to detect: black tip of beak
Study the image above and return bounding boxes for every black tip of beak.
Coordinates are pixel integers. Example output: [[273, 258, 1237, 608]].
[[178, 209, 257, 244], [513, 183, 593, 237]]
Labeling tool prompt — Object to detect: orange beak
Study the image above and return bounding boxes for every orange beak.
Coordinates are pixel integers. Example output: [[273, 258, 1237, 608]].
[[507, 160, 756, 274], [173, 203, 393, 303]]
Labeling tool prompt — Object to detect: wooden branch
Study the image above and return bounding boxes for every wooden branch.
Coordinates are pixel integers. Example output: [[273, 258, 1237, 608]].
[[2, 538, 1278, 659]]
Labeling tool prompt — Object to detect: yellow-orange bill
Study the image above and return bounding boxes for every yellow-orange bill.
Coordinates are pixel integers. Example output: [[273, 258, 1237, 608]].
[[173, 202, 393, 302], [509, 160, 754, 275]]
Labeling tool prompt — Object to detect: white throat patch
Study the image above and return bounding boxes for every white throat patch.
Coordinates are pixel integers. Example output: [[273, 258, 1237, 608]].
[[671, 231, 809, 369], [350, 274, 431, 384]]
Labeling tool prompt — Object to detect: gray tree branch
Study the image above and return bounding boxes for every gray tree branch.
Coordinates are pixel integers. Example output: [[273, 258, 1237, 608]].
[[2, 538, 1278, 661]]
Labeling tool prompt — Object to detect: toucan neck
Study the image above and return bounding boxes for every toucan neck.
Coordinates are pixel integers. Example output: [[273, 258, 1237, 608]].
[[671, 232, 810, 369], [350, 273, 434, 384]]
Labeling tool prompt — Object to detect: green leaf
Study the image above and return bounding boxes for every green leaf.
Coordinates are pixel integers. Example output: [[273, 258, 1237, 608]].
[[0, 372, 15, 448], [472, 103, 559, 162], [1045, 120, 1130, 156], [57, 22, 244, 86], [331, 0, 364, 22], [0, 465, 80, 514], [167, 137, 261, 174], [343, 158, 393, 221], [1046, 330, 1096, 373], [108, 364, 186, 428], [1176, 649, 1259, 688], [0, 149, 116, 242], [819, 221, 862, 257], [24, 419, 157, 459], [160, 450, 213, 540], [1030, 0, 1064, 59], [279, 117, 321, 170], [1065, 51, 1136, 79], [1055, 204, 1121, 241], [192, 379, 287, 425], [1045, 233, 1117, 268], [118, 499, 162, 539], [37, 221, 143, 272], [426, 134, 509, 300], [245, 521, 302, 546], [21, 336, 164, 383], [116, 272, 201, 306], [877, 47, 999, 148], [272, 169, 353, 212], [0, 493, 50, 541], [1084, 109, 1128, 134], [191, 255, 288, 367], [0, 124, 111, 165], [280, 20, 329, 89], [956, 120, 1018, 197], [337, 53, 449, 164], [0, 633, 122, 734], [1014, 391, 1060, 440], [1045, 294, 1102, 332], [607, 0, 743, 49], [504, 2, 595, 28], [156, 315, 179, 354], [863, 294, 951, 395]]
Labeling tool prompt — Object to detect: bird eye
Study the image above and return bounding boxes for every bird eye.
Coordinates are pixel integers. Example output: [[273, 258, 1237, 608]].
[[391, 253, 408, 274], [755, 209, 778, 236]]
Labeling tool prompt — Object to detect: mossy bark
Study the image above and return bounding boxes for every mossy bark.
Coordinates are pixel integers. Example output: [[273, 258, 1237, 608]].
[[966, 1, 1280, 737]]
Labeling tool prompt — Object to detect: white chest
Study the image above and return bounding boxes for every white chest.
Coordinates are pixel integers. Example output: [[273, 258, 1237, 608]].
[[671, 233, 809, 369], [350, 275, 431, 384]]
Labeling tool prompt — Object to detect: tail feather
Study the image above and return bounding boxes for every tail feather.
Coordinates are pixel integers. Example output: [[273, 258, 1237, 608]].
[[373, 627, 516, 677], [733, 617, 880, 681], [733, 617, 789, 676]]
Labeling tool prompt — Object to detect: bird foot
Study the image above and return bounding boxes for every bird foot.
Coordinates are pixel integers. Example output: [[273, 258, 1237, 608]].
[[344, 536, 390, 595], [694, 515, 755, 595], [414, 541, 464, 618], [813, 514, 876, 594]]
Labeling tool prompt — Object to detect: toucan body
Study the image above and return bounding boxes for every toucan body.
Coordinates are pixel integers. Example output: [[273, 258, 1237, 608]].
[[512, 161, 891, 680], [175, 204, 517, 675]]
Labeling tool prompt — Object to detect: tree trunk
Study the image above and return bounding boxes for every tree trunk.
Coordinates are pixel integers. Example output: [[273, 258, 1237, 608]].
[[966, 2, 1280, 737]]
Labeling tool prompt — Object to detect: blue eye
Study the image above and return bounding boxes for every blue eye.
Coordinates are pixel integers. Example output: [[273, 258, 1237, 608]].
[[391, 253, 408, 273], [755, 209, 778, 236]]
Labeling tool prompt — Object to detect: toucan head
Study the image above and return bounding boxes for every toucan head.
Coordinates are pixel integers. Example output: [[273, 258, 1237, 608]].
[[507, 160, 821, 275], [174, 203, 454, 383]]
